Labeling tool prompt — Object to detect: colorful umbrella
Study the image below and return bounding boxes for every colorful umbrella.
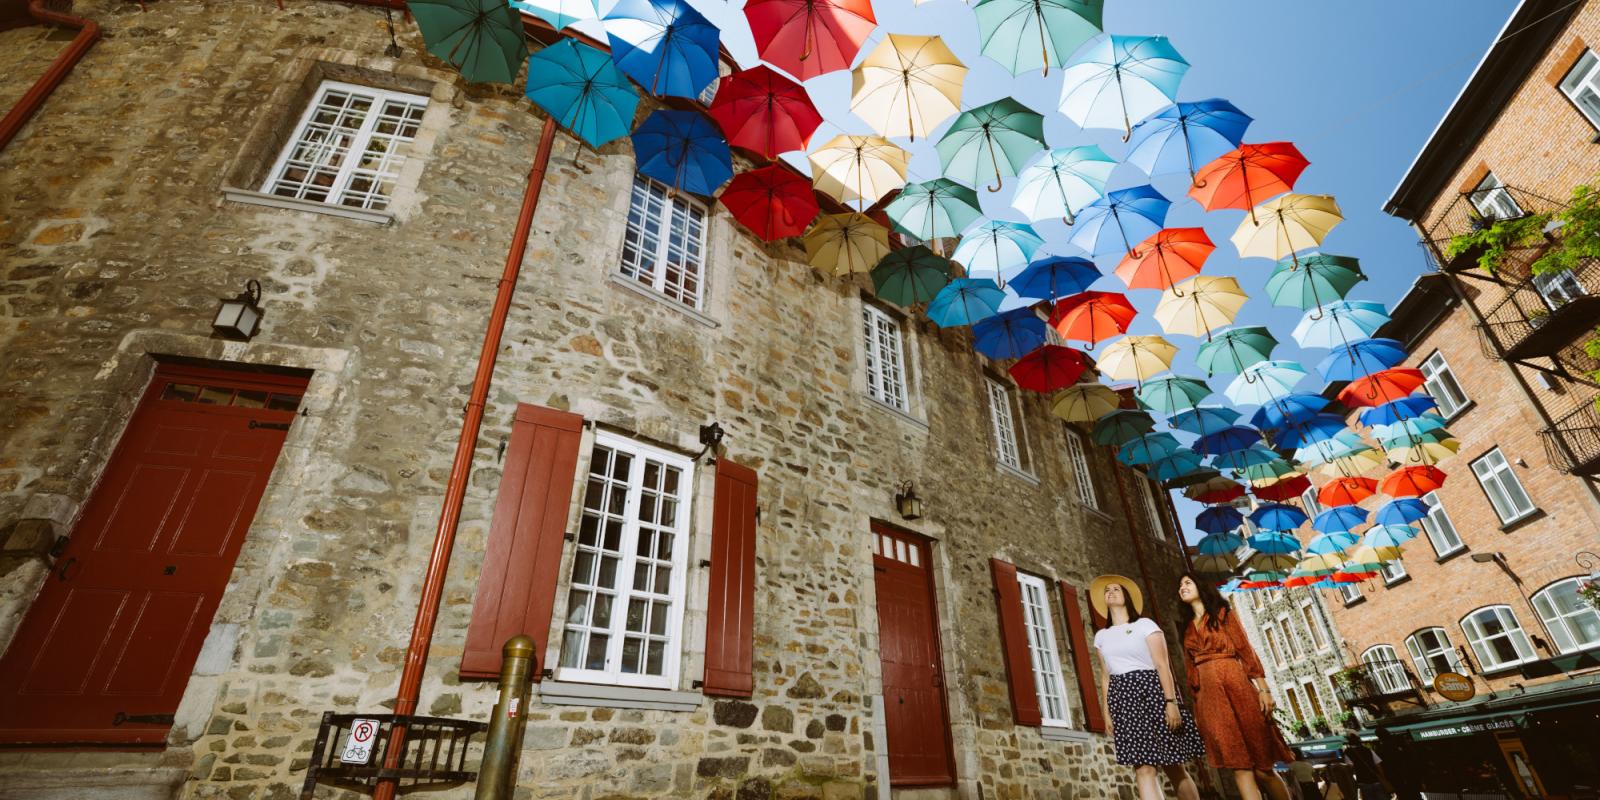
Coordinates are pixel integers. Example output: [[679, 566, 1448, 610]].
[[1049, 291, 1137, 348], [974, 0, 1102, 75], [525, 40, 639, 149], [719, 165, 820, 241], [1011, 256, 1100, 300], [1059, 34, 1189, 138], [1379, 465, 1448, 498], [1120, 433, 1180, 466], [411, 0, 529, 85], [1051, 382, 1120, 422], [1317, 338, 1408, 382], [1375, 498, 1430, 526], [707, 66, 823, 160], [1253, 474, 1311, 502], [1291, 300, 1391, 348], [513, 0, 600, 30], [603, 0, 720, 98], [886, 179, 983, 241], [1223, 360, 1306, 406], [1091, 409, 1157, 446], [953, 220, 1045, 280], [1298, 432, 1368, 467], [1312, 504, 1368, 534], [1264, 253, 1365, 315], [1318, 476, 1377, 507], [1196, 505, 1244, 534], [1115, 227, 1214, 292], [1195, 326, 1277, 377], [1359, 396, 1439, 427], [1338, 368, 1427, 408], [744, 0, 875, 81], [1196, 425, 1264, 458], [851, 34, 967, 141], [1189, 141, 1309, 222], [1249, 503, 1308, 531], [1267, 413, 1347, 450], [974, 308, 1049, 359], [1010, 145, 1116, 224], [1136, 375, 1212, 414], [632, 110, 733, 196], [1196, 531, 1246, 555], [1150, 451, 1207, 483], [1012, 345, 1089, 392], [1125, 98, 1252, 179], [871, 245, 953, 306], [803, 213, 890, 275], [1340, 549, 1392, 574], [1197, 553, 1244, 575], [808, 135, 910, 208], [1170, 406, 1242, 436], [1097, 334, 1178, 383], [1248, 533, 1302, 556], [937, 98, 1047, 192], [1185, 475, 1244, 503], [1154, 275, 1248, 340], [1362, 524, 1420, 551], [1373, 414, 1449, 441], [1213, 445, 1282, 472], [1319, 448, 1387, 479], [1068, 184, 1171, 258], [1386, 439, 1460, 466], [927, 278, 1006, 327], [1231, 193, 1343, 265], [1305, 532, 1359, 556]]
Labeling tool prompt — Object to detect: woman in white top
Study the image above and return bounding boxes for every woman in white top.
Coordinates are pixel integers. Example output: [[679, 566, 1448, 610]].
[[1090, 574, 1205, 800]]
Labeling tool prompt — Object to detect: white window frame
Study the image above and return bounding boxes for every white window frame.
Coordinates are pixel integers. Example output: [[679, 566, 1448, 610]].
[[1405, 627, 1464, 683], [1532, 578, 1600, 654], [1379, 555, 1408, 585], [985, 378, 1024, 471], [555, 431, 695, 689], [1263, 622, 1286, 668], [1301, 600, 1330, 651], [1460, 605, 1538, 671], [1417, 491, 1465, 558], [1533, 268, 1588, 310], [1139, 478, 1166, 539], [1337, 582, 1362, 604], [1016, 573, 1075, 728], [1299, 486, 1323, 517], [1419, 351, 1470, 419], [1362, 645, 1410, 695], [262, 80, 429, 211], [1064, 430, 1097, 510], [1470, 448, 1536, 525], [1559, 49, 1600, 130], [1279, 614, 1304, 660], [619, 174, 710, 310], [862, 304, 910, 411], [1468, 171, 1522, 222]]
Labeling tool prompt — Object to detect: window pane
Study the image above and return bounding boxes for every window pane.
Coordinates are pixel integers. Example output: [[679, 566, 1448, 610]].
[[1420, 352, 1468, 417], [1534, 579, 1600, 653], [619, 176, 707, 309], [1066, 432, 1097, 509], [265, 83, 426, 209], [1561, 51, 1600, 128], [987, 380, 1021, 469], [1018, 576, 1071, 726], [863, 305, 908, 410], [1419, 492, 1463, 555]]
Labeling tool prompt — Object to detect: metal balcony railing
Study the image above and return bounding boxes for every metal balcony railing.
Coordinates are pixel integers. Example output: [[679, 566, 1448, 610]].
[[1541, 398, 1600, 476], [1423, 186, 1566, 272], [1476, 258, 1600, 361], [1334, 659, 1429, 713]]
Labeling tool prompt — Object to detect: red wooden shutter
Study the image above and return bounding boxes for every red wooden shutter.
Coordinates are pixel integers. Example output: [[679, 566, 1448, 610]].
[[460, 403, 584, 680], [703, 459, 758, 697], [990, 559, 1042, 726], [1058, 581, 1106, 732]]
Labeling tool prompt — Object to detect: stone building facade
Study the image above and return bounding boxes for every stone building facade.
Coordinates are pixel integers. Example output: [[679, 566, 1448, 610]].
[[0, 2, 1193, 799], [1229, 586, 1348, 741]]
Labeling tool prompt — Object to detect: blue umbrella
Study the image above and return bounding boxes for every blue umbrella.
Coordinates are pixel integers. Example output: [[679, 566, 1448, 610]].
[[1317, 338, 1408, 382], [1375, 498, 1430, 526], [632, 110, 732, 196], [1363, 524, 1420, 550], [1360, 395, 1440, 427], [1249, 503, 1308, 532], [514, 0, 601, 30], [953, 220, 1045, 281], [928, 278, 1006, 327], [1296, 432, 1367, 466], [1373, 414, 1449, 442], [1196, 505, 1244, 534], [1011, 255, 1100, 300], [1119, 432, 1180, 466], [1197, 425, 1264, 457], [1197, 531, 1247, 555], [1251, 393, 1333, 430], [525, 40, 640, 148], [1305, 531, 1360, 555], [1126, 98, 1251, 179], [1058, 34, 1190, 137], [1267, 413, 1348, 450], [1169, 405, 1242, 436], [1312, 504, 1369, 534], [603, 0, 720, 99], [1068, 184, 1170, 257], [973, 308, 1048, 359], [1291, 300, 1392, 348], [1211, 445, 1280, 471], [1248, 532, 1302, 555], [1150, 451, 1204, 482]]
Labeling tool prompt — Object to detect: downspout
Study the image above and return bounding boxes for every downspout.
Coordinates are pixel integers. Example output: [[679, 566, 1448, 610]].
[[1101, 446, 1162, 625], [373, 117, 559, 800], [0, 0, 99, 154]]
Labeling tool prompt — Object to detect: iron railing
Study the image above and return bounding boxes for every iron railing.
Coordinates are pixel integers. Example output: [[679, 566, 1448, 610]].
[[299, 713, 486, 799], [1334, 659, 1428, 712], [1421, 186, 1566, 271], [1541, 398, 1600, 476]]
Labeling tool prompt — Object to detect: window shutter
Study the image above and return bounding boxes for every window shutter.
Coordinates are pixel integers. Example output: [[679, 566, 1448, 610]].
[[1058, 581, 1106, 732], [990, 559, 1042, 726], [460, 403, 584, 680], [703, 458, 758, 697]]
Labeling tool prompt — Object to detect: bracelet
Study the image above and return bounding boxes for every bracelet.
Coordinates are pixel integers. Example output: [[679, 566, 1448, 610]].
[[1164, 699, 1178, 705]]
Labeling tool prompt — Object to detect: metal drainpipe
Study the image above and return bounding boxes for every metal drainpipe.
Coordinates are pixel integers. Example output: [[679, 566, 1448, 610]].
[[1101, 446, 1163, 625], [372, 118, 560, 800], [0, 0, 100, 154]]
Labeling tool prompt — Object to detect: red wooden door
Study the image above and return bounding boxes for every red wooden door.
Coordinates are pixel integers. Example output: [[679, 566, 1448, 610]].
[[0, 363, 306, 746], [870, 523, 955, 786]]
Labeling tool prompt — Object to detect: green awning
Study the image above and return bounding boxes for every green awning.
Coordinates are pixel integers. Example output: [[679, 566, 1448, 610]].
[[1286, 735, 1347, 754], [1388, 713, 1519, 742]]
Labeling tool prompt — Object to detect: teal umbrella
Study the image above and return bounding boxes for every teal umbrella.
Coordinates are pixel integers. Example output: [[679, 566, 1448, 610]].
[[871, 246, 954, 307], [974, 0, 1103, 76], [1119, 433, 1180, 466], [936, 98, 1047, 192], [410, 0, 529, 85], [1264, 253, 1365, 315], [1135, 375, 1212, 414], [1091, 409, 1157, 446], [525, 40, 639, 148], [886, 179, 984, 242], [1194, 326, 1277, 378]]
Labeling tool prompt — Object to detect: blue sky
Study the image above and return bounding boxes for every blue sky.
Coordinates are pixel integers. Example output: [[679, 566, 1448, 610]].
[[671, 0, 1516, 541]]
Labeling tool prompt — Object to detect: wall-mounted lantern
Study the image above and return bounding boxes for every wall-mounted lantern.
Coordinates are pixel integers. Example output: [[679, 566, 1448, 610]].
[[894, 481, 924, 521], [213, 279, 263, 341]]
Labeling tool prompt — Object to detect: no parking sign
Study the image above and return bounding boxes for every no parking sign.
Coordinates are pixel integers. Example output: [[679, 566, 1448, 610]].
[[340, 718, 379, 765]]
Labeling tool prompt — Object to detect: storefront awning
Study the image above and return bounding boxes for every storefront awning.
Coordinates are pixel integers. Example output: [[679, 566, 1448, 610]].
[[1286, 735, 1347, 755], [1387, 713, 1519, 742]]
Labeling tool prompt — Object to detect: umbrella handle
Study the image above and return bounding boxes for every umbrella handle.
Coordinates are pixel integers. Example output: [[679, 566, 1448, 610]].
[[988, 178, 1003, 193], [1309, 308, 1325, 321]]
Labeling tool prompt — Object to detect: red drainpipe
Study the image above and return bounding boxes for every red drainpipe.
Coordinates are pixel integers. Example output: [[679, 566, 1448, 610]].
[[0, 0, 99, 154], [372, 118, 559, 800]]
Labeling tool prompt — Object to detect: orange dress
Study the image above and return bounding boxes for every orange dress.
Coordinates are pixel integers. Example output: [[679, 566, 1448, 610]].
[[1181, 609, 1292, 771]]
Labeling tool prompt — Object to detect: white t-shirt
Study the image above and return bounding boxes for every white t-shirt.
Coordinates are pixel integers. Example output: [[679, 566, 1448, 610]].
[[1091, 617, 1163, 675]]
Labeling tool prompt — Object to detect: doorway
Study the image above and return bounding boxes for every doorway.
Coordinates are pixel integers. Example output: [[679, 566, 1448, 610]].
[[1496, 732, 1548, 798], [870, 522, 955, 786]]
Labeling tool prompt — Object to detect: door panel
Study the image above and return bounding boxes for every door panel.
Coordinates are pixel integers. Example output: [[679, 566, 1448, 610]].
[[871, 524, 955, 786]]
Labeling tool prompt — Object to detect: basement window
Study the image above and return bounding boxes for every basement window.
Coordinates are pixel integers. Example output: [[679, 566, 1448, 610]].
[[262, 81, 429, 212]]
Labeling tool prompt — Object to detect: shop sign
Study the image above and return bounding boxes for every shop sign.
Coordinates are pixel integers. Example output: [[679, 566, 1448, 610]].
[[1432, 672, 1476, 702], [1411, 716, 1516, 741]]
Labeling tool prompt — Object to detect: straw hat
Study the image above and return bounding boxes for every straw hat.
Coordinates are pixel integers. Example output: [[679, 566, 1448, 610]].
[[1089, 574, 1144, 618]]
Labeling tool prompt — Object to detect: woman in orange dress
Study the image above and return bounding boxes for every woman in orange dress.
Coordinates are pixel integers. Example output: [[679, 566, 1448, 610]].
[[1177, 574, 1291, 800]]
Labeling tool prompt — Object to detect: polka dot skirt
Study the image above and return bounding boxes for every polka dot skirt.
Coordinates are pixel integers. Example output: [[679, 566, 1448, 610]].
[[1107, 669, 1207, 767]]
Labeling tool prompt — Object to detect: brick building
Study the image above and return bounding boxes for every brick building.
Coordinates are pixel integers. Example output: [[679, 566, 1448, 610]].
[[0, 2, 1194, 799]]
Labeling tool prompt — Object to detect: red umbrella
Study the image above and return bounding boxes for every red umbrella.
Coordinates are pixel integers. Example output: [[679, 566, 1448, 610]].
[[1009, 345, 1089, 392], [744, 0, 876, 81], [1337, 368, 1427, 408], [719, 165, 820, 241], [1253, 474, 1309, 502], [1048, 291, 1137, 347], [1189, 142, 1309, 222], [707, 66, 823, 160], [1379, 465, 1447, 498], [1332, 569, 1377, 584], [1318, 476, 1377, 507], [1114, 227, 1215, 291]]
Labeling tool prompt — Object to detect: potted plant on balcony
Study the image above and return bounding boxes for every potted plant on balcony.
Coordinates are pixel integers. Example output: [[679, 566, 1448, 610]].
[[1526, 306, 1551, 329], [1310, 715, 1331, 736], [1335, 710, 1359, 731]]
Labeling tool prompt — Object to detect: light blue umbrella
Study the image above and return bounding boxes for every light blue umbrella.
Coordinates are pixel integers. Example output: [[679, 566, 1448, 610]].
[[513, 0, 600, 30], [1169, 405, 1242, 436], [1224, 360, 1307, 406], [1373, 414, 1449, 441], [1058, 34, 1189, 137], [1067, 184, 1170, 257], [1363, 524, 1420, 550], [1305, 531, 1360, 555], [603, 0, 721, 98], [1317, 338, 1408, 382], [1010, 145, 1116, 224], [1136, 375, 1212, 414], [1126, 98, 1252, 179], [1150, 451, 1204, 482], [928, 278, 1006, 328], [886, 179, 984, 242], [1248, 532, 1302, 556], [1295, 432, 1367, 466], [1211, 445, 1280, 472], [1375, 498, 1430, 526], [1010, 256, 1100, 300], [525, 40, 639, 148], [631, 110, 732, 196], [1312, 504, 1369, 534], [1119, 432, 1181, 466], [1291, 300, 1392, 348], [973, 0, 1103, 76], [953, 220, 1045, 281]]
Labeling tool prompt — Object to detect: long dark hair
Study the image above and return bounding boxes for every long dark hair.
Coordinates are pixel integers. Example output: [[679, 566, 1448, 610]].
[[1176, 572, 1231, 631], [1095, 582, 1145, 631]]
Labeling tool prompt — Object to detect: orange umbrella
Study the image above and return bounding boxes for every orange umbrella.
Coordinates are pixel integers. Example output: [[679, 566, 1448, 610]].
[[1048, 291, 1137, 347], [1189, 141, 1309, 222], [1337, 367, 1427, 408], [1378, 465, 1447, 498], [1114, 227, 1215, 292], [1317, 476, 1376, 507]]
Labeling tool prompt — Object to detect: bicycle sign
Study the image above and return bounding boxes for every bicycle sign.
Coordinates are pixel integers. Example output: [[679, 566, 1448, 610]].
[[340, 718, 379, 765]]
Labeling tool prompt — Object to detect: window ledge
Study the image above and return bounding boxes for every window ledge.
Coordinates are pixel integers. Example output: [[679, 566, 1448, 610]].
[[861, 394, 929, 432], [1442, 400, 1476, 425], [1382, 574, 1412, 589], [536, 680, 702, 712], [1078, 503, 1111, 522], [1435, 547, 1469, 565], [1039, 726, 1093, 743], [221, 186, 394, 225], [1498, 508, 1545, 533], [606, 273, 720, 329], [997, 462, 1040, 486], [1343, 594, 1367, 608]]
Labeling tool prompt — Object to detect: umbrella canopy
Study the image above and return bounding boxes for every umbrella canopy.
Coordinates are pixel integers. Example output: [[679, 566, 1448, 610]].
[[871, 245, 954, 306], [1197, 554, 1244, 575], [1317, 338, 1408, 382], [974, 308, 1049, 359], [809, 135, 910, 208], [1115, 227, 1215, 291], [1150, 451, 1206, 483], [1379, 465, 1447, 498], [1252, 393, 1331, 429], [1098, 335, 1178, 382], [1224, 360, 1307, 406], [1154, 275, 1248, 340], [1196, 531, 1246, 555], [974, 0, 1102, 75], [937, 98, 1047, 192], [1051, 382, 1120, 422], [1265, 253, 1365, 314], [603, 0, 720, 98], [1267, 413, 1347, 450], [851, 34, 967, 141], [1185, 475, 1244, 503], [1362, 524, 1420, 551], [1196, 505, 1244, 534], [804, 213, 890, 275], [1136, 375, 1212, 414], [1253, 474, 1311, 502], [1195, 326, 1277, 377], [1373, 414, 1449, 441], [953, 220, 1045, 280], [1387, 439, 1461, 466], [886, 179, 983, 241], [513, 0, 600, 30], [1297, 432, 1367, 467], [707, 66, 823, 160], [1312, 504, 1368, 534], [1338, 368, 1427, 408], [1119, 432, 1180, 466], [1213, 445, 1282, 472], [1068, 184, 1171, 258], [1248, 533, 1302, 556], [1092, 409, 1157, 446], [1249, 503, 1308, 531], [1319, 448, 1386, 479], [1305, 532, 1359, 556], [1292, 300, 1391, 348], [1375, 498, 1430, 526], [412, 0, 529, 85], [1196, 425, 1264, 458], [1011, 345, 1089, 392], [1360, 396, 1439, 427], [1011, 145, 1116, 224], [1011, 256, 1100, 300], [1318, 476, 1377, 507], [1126, 98, 1252, 179], [1231, 193, 1344, 264], [719, 165, 820, 241], [632, 110, 733, 196], [1170, 405, 1242, 436], [1049, 291, 1137, 348], [927, 278, 1006, 327], [1059, 34, 1189, 137], [525, 39, 638, 149], [1189, 141, 1309, 221], [1340, 549, 1392, 573], [744, 0, 875, 81]]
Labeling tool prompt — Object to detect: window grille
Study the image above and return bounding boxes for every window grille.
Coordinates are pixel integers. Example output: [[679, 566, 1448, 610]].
[[264, 81, 428, 211], [620, 175, 709, 309]]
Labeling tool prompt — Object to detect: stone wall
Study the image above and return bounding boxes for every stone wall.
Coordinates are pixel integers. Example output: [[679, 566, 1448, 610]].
[[0, 3, 1192, 798], [1232, 587, 1348, 735]]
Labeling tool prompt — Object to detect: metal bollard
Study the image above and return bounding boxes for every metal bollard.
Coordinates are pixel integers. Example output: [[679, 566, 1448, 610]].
[[474, 635, 536, 800]]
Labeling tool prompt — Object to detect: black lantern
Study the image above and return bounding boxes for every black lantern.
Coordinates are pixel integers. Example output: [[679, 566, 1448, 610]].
[[894, 481, 924, 520], [213, 280, 263, 341]]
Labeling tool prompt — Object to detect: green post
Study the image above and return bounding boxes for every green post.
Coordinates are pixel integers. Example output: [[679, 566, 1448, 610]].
[[474, 635, 535, 800]]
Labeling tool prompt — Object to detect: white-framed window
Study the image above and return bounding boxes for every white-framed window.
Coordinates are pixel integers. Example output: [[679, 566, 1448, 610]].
[[1559, 49, 1600, 129], [1419, 351, 1470, 418], [1534, 269, 1588, 309], [1405, 627, 1465, 683], [1416, 491, 1465, 558], [1301, 601, 1330, 651], [1532, 577, 1600, 654], [620, 174, 709, 309], [986, 378, 1024, 471], [1064, 430, 1097, 509], [1016, 573, 1074, 728], [1468, 171, 1522, 221], [1470, 448, 1536, 524], [262, 80, 429, 211], [1139, 478, 1166, 539], [1280, 615, 1304, 660], [1263, 622, 1286, 667], [1362, 645, 1410, 695], [1379, 556, 1408, 585], [1338, 582, 1362, 604], [1460, 605, 1538, 671], [1299, 486, 1323, 516], [557, 432, 694, 689], [862, 304, 910, 411]]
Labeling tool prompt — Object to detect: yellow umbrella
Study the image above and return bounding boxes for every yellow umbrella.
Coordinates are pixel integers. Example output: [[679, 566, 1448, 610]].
[[1231, 193, 1343, 265], [1315, 448, 1385, 478], [1193, 553, 1240, 575], [1386, 439, 1460, 466], [803, 213, 891, 276], [1296, 552, 1347, 573], [1245, 552, 1298, 572], [1346, 544, 1403, 566], [1153, 275, 1248, 340], [1050, 382, 1120, 422], [1249, 469, 1305, 488], [850, 33, 967, 141], [808, 135, 910, 209], [1096, 334, 1177, 383]]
